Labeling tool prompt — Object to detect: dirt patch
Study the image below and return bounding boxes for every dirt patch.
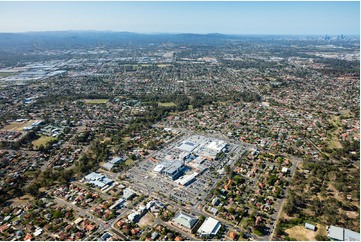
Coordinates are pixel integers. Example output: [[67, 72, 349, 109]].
[[2, 120, 38, 131], [138, 213, 154, 228], [346, 211, 358, 219], [11, 195, 33, 207], [285, 224, 326, 241]]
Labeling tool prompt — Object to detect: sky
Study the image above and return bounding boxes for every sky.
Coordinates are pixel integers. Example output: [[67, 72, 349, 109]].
[[0, 1, 359, 35]]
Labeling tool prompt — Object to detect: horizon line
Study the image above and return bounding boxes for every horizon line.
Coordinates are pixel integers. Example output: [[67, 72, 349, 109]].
[[0, 30, 359, 36]]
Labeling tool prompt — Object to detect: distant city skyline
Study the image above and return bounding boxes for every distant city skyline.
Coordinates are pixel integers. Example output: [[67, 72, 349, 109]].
[[0, 1, 359, 35]]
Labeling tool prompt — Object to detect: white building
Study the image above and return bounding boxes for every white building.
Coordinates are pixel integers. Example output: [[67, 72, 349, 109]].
[[84, 172, 113, 189], [177, 172, 198, 186], [197, 217, 221, 238]]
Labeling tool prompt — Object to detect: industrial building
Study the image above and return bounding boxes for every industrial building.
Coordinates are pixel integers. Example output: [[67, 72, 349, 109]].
[[327, 225, 360, 241], [197, 217, 221, 238]]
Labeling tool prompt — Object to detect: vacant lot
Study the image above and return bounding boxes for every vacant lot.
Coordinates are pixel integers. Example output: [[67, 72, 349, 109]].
[[138, 213, 154, 227], [125, 158, 134, 165], [158, 102, 177, 107], [285, 224, 326, 241], [32, 136, 57, 149], [84, 99, 109, 104], [2, 120, 38, 131]]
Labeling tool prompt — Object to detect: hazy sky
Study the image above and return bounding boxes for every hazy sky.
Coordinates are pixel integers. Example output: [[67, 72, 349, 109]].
[[0, 1, 359, 35]]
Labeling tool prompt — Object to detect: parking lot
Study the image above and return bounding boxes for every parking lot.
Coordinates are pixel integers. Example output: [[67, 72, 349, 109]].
[[125, 133, 247, 206]]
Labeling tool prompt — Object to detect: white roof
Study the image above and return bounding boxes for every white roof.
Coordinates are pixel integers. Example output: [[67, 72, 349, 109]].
[[123, 188, 135, 199], [153, 164, 165, 173], [102, 162, 114, 170], [206, 140, 227, 152], [329, 226, 344, 241], [33, 228, 43, 237], [177, 172, 198, 186], [198, 217, 221, 236], [109, 157, 123, 164], [344, 228, 360, 241]]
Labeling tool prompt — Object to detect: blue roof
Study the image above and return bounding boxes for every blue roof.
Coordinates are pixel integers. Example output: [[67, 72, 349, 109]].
[[344, 229, 360, 241]]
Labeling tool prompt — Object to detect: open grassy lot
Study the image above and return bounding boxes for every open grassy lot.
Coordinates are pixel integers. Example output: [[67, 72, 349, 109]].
[[326, 116, 343, 149], [158, 102, 177, 107], [32, 136, 57, 149], [285, 224, 326, 241], [83, 99, 109, 104], [125, 158, 134, 165], [157, 64, 172, 68], [1, 120, 38, 131]]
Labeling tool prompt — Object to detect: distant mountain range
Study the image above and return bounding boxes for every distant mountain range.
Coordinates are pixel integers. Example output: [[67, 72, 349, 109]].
[[0, 31, 240, 50], [0, 31, 357, 51]]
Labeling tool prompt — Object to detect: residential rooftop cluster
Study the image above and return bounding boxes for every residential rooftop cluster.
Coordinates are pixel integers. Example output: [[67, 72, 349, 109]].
[[0, 34, 359, 241]]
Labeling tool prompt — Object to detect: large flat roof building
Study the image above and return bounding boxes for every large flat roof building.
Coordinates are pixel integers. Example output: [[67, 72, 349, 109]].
[[84, 172, 113, 189], [172, 211, 198, 229], [197, 217, 221, 238], [177, 172, 198, 186], [328, 225, 360, 241], [162, 160, 184, 180], [153, 159, 184, 180], [344, 228, 360, 241], [177, 141, 199, 153]]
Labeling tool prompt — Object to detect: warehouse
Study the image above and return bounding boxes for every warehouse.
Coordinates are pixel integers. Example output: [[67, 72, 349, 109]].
[[327, 225, 360, 241]]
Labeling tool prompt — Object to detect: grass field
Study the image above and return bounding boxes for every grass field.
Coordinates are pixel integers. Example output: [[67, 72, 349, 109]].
[[326, 116, 343, 149], [157, 64, 172, 68], [125, 158, 134, 165], [32, 136, 57, 149], [2, 120, 38, 131], [84, 99, 109, 104], [285, 224, 326, 241], [158, 102, 177, 107]]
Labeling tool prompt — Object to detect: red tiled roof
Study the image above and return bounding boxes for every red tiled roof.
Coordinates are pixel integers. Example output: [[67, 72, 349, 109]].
[[24, 233, 33, 241]]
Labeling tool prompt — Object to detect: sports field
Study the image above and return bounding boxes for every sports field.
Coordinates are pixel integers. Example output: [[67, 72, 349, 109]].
[[158, 102, 177, 107], [32, 136, 57, 149], [83, 99, 109, 104], [1, 120, 38, 131]]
